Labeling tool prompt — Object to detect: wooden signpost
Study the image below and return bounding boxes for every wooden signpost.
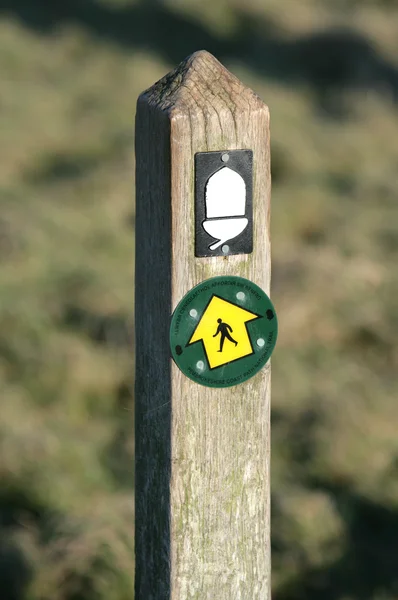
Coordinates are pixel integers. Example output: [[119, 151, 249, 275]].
[[135, 50, 273, 599]]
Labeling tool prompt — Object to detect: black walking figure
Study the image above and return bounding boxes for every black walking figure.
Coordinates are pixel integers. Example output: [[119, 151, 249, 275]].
[[213, 318, 238, 352]]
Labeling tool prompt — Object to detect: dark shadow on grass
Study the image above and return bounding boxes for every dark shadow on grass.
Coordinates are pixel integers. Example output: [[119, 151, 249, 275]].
[[1, 0, 398, 115], [63, 305, 132, 348], [274, 478, 398, 600], [102, 379, 134, 489], [25, 152, 100, 184], [0, 473, 133, 600], [271, 407, 398, 599], [0, 539, 32, 600], [103, 422, 134, 489], [0, 478, 52, 600], [236, 14, 398, 116], [271, 405, 322, 475]]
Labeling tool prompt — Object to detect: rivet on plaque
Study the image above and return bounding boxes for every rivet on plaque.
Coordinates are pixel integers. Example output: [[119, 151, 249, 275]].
[[170, 276, 278, 388]]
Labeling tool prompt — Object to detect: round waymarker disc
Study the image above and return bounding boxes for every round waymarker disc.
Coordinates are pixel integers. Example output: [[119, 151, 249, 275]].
[[170, 276, 278, 388]]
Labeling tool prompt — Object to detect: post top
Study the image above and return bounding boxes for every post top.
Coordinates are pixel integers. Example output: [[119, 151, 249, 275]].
[[138, 50, 267, 117]]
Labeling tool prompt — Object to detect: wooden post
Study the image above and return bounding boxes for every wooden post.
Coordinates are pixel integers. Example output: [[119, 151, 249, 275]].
[[135, 51, 271, 599]]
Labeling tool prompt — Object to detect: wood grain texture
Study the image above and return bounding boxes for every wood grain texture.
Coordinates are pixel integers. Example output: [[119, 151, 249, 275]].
[[135, 50, 271, 600]]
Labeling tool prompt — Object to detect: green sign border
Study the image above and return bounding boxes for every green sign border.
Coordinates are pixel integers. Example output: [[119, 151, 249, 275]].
[[170, 276, 278, 388]]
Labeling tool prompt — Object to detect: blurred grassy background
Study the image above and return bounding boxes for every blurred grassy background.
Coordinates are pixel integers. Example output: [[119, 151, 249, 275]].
[[0, 0, 397, 598]]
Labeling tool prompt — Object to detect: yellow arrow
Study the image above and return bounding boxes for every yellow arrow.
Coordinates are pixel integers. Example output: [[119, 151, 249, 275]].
[[188, 295, 261, 369]]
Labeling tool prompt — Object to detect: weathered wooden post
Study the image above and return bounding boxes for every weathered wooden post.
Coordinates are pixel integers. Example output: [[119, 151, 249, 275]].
[[135, 51, 276, 599]]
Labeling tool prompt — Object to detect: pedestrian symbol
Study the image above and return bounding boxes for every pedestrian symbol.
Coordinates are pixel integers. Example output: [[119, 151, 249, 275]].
[[170, 276, 278, 388], [214, 319, 238, 352], [188, 296, 260, 369]]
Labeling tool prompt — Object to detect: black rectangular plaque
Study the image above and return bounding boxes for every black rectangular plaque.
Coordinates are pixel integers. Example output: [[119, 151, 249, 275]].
[[195, 149, 253, 257]]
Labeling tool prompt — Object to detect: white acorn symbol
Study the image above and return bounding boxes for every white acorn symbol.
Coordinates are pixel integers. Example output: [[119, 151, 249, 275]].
[[202, 167, 248, 251]]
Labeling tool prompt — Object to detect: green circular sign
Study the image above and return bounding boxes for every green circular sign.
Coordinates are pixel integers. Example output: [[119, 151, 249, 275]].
[[170, 276, 278, 388]]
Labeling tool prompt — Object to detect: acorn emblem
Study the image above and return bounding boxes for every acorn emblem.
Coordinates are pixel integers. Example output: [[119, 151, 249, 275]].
[[202, 167, 248, 251]]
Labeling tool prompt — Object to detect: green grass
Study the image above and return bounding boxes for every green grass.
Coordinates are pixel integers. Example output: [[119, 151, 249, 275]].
[[1, 0, 398, 598]]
